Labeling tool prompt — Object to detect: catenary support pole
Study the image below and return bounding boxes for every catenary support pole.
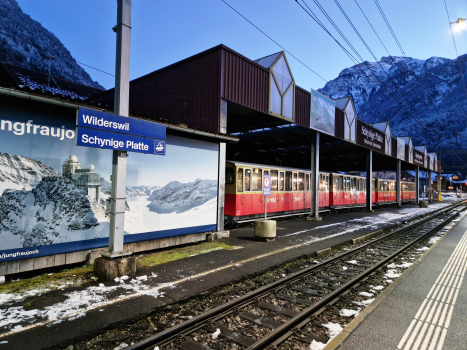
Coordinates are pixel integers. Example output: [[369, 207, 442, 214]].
[[217, 142, 226, 231], [108, 0, 131, 256], [396, 159, 401, 207], [428, 170, 432, 202], [415, 166, 419, 204], [366, 150, 373, 212], [308, 131, 321, 221]]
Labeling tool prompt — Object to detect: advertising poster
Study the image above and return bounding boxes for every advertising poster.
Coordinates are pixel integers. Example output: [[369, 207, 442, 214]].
[[0, 100, 218, 262], [310, 89, 335, 136]]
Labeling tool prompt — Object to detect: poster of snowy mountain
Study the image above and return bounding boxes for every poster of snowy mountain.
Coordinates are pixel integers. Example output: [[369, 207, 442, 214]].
[[0, 101, 218, 261], [310, 89, 335, 136]]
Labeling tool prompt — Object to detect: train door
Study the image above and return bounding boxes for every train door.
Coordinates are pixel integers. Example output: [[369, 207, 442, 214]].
[[285, 171, 293, 211], [292, 172, 299, 210], [298, 172, 305, 210], [251, 168, 262, 214], [305, 173, 311, 209], [323, 174, 329, 207], [270, 170, 279, 213], [243, 168, 252, 214], [352, 177, 357, 205], [279, 171, 285, 211]]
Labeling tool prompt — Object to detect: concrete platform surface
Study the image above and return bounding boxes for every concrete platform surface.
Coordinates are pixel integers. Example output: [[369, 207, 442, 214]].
[[0, 199, 461, 349], [333, 207, 467, 350]]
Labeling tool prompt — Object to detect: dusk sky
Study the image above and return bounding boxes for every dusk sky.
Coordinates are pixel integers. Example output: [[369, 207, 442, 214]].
[[16, 0, 467, 91]]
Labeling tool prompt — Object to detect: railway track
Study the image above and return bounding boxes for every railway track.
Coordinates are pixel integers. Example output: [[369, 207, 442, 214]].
[[125, 202, 466, 350]]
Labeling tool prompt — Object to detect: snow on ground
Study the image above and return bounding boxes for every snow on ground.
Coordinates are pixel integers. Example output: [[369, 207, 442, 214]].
[[308, 322, 344, 350], [284, 203, 449, 238], [339, 308, 360, 317], [0, 276, 168, 333]]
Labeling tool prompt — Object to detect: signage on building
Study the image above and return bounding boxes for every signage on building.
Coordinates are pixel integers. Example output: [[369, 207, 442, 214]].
[[77, 107, 166, 155], [77, 107, 166, 139], [356, 120, 384, 152], [77, 127, 166, 155], [413, 149, 424, 167]]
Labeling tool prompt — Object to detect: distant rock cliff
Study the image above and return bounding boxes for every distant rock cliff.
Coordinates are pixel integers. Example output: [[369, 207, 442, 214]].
[[0, 0, 104, 89], [318, 55, 467, 152]]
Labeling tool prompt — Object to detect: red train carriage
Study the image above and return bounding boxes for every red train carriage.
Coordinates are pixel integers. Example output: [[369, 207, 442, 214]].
[[375, 178, 396, 203], [225, 161, 319, 220], [402, 181, 416, 201], [329, 173, 373, 207], [225, 161, 416, 221]]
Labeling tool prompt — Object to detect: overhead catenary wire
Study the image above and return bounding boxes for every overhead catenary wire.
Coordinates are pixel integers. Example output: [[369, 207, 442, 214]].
[[297, 0, 417, 122], [443, 0, 467, 99], [220, 0, 328, 83]]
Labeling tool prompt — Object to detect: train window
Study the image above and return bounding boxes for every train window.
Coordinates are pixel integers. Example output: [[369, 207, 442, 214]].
[[226, 168, 234, 185], [245, 169, 251, 191], [339, 176, 343, 191], [271, 170, 278, 191], [293, 173, 298, 191], [279, 172, 285, 191], [264, 170, 269, 175], [285, 171, 292, 191], [252, 168, 262, 191], [298, 173, 305, 191], [372, 179, 375, 192], [237, 168, 244, 192], [325, 175, 329, 192], [306, 173, 310, 191], [319, 174, 322, 191], [344, 177, 348, 191]]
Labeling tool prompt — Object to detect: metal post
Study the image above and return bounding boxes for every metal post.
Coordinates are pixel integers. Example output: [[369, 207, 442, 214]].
[[108, 0, 131, 257], [396, 159, 401, 207], [366, 150, 373, 212], [264, 197, 267, 219], [415, 166, 419, 204], [428, 170, 432, 202], [217, 142, 226, 231], [308, 131, 322, 221]]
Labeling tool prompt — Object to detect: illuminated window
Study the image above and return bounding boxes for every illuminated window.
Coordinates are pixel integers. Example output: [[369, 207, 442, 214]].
[[271, 170, 278, 191], [237, 168, 243, 192]]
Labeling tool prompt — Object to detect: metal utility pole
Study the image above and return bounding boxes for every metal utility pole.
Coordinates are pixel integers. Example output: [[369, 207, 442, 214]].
[[107, 0, 132, 257]]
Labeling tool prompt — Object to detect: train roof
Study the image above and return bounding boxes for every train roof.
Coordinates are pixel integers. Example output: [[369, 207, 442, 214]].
[[226, 160, 329, 174]]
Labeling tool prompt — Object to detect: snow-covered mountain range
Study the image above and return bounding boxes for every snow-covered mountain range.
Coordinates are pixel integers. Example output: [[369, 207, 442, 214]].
[[319, 54, 467, 152], [0, 152, 60, 194], [0, 0, 103, 89], [148, 179, 217, 214]]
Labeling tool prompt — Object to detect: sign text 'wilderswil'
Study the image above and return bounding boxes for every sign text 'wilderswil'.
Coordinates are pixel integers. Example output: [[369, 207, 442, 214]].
[[76, 107, 166, 155]]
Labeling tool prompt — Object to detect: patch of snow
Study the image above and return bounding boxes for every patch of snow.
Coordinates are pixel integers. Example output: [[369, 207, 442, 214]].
[[347, 260, 358, 264], [212, 328, 221, 339], [113, 343, 128, 350], [417, 247, 429, 251], [384, 270, 401, 279], [359, 292, 374, 297], [339, 309, 360, 317], [309, 339, 326, 350], [342, 266, 348, 270], [353, 298, 375, 306]]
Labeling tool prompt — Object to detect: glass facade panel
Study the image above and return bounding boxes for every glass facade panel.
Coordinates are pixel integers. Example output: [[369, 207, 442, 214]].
[[270, 75, 282, 115], [272, 56, 293, 93], [283, 88, 294, 119]]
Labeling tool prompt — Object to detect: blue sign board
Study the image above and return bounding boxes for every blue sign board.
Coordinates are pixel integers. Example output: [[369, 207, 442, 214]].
[[263, 175, 271, 196], [77, 127, 166, 155], [77, 107, 166, 140]]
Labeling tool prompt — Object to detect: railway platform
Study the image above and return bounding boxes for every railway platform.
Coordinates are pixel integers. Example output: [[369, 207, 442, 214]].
[[0, 198, 462, 349], [327, 203, 467, 350]]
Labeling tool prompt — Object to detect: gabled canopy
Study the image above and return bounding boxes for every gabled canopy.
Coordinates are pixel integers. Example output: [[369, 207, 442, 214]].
[[372, 122, 392, 155]]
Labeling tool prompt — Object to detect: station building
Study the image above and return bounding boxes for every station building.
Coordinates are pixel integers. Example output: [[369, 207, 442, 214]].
[[0, 45, 441, 276]]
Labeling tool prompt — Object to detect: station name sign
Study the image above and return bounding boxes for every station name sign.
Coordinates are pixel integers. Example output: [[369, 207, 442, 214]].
[[76, 107, 166, 155], [356, 120, 384, 153], [413, 150, 424, 167]]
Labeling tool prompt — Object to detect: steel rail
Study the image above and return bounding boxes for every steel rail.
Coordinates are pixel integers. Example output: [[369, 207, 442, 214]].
[[245, 210, 461, 349], [126, 201, 465, 350]]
